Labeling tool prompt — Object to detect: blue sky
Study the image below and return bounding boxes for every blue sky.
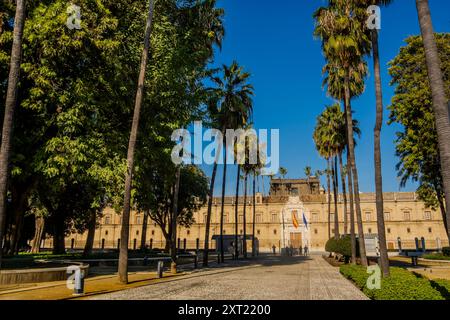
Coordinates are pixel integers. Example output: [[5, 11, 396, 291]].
[[202, 0, 450, 196]]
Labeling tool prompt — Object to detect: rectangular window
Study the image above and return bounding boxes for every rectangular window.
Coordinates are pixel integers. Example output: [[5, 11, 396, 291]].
[[404, 211, 411, 221], [365, 212, 371, 222], [424, 211, 432, 220], [239, 215, 243, 223], [270, 213, 277, 222], [384, 212, 390, 221], [105, 215, 111, 225], [330, 213, 335, 222], [256, 214, 262, 223], [312, 213, 319, 222]]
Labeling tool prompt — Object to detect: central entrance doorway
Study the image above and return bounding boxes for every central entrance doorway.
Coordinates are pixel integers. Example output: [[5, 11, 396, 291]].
[[289, 232, 302, 248]]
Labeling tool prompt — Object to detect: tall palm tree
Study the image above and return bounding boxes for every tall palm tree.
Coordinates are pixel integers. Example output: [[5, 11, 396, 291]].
[[314, 1, 370, 266], [304, 166, 312, 193], [209, 62, 254, 263], [415, 0, 450, 244], [118, 0, 155, 284], [0, 0, 26, 267]]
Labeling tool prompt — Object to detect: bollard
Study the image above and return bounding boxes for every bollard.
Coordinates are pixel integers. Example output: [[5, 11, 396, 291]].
[[421, 237, 426, 253], [157, 260, 164, 278], [414, 237, 420, 251]]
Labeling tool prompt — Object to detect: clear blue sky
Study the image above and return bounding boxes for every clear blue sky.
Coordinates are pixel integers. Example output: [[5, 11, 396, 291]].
[[202, 0, 450, 196]]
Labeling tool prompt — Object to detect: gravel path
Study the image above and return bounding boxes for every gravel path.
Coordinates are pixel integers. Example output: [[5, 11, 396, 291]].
[[90, 255, 368, 300]]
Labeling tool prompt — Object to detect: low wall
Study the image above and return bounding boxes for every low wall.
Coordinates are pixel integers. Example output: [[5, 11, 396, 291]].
[[0, 262, 89, 286]]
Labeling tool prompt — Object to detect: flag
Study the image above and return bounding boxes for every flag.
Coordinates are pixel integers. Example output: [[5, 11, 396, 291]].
[[292, 211, 299, 229], [303, 212, 308, 230]]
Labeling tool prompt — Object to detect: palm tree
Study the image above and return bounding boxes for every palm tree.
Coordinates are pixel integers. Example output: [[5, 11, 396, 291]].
[[415, 0, 450, 246], [304, 166, 312, 193], [233, 162, 241, 260], [314, 1, 370, 266], [209, 62, 254, 263], [0, 0, 26, 267], [118, 0, 155, 284]]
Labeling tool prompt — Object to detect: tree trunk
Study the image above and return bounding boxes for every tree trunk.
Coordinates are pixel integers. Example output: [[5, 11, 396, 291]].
[[203, 160, 219, 266], [347, 154, 357, 264], [0, 0, 26, 267], [234, 165, 240, 259], [52, 212, 66, 255], [372, 29, 390, 276], [243, 173, 248, 258], [219, 134, 227, 263], [140, 210, 149, 250], [416, 0, 450, 240], [8, 183, 29, 255], [437, 195, 449, 239], [252, 173, 256, 257], [31, 215, 44, 254], [344, 73, 368, 266], [83, 210, 97, 257], [326, 158, 331, 239], [171, 167, 181, 274], [332, 156, 339, 239], [339, 153, 348, 235], [118, 0, 154, 284]]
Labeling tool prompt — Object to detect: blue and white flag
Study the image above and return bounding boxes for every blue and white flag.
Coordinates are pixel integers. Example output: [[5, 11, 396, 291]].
[[302, 212, 308, 229]]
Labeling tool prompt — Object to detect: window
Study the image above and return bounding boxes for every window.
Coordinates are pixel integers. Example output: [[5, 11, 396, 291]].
[[256, 214, 262, 223], [424, 211, 432, 220], [330, 213, 335, 222], [105, 215, 111, 224], [290, 188, 299, 196], [384, 212, 390, 221], [136, 230, 139, 236], [428, 227, 432, 233], [224, 215, 229, 223], [403, 211, 411, 221], [273, 229, 277, 235], [105, 230, 109, 235], [365, 212, 371, 222], [271, 213, 278, 222], [257, 230, 261, 235], [387, 228, 391, 234], [187, 230, 190, 235], [240, 230, 243, 234], [203, 214, 208, 223], [239, 215, 243, 223], [407, 228, 411, 233], [314, 229, 318, 234], [223, 229, 226, 234], [368, 228, 372, 234], [312, 213, 319, 222], [136, 215, 141, 224], [151, 230, 155, 236]]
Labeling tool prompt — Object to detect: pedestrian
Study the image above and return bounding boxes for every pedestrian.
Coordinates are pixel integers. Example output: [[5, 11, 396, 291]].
[[304, 245, 308, 256], [272, 244, 276, 255]]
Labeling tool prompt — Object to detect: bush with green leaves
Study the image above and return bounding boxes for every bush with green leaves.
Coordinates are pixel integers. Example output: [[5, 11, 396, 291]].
[[325, 238, 338, 253], [443, 247, 450, 257], [325, 236, 353, 261], [430, 279, 450, 300], [340, 265, 446, 300]]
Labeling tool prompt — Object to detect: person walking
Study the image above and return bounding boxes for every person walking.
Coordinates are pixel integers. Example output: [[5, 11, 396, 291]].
[[303, 245, 309, 256]]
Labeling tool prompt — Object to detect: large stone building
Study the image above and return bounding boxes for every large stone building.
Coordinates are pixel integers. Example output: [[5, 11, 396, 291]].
[[61, 178, 449, 253]]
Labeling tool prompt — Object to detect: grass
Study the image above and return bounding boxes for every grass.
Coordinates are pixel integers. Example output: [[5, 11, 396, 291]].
[[340, 264, 449, 300]]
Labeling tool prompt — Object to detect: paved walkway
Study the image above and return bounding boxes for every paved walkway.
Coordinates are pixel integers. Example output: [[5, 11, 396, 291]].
[[90, 255, 368, 300]]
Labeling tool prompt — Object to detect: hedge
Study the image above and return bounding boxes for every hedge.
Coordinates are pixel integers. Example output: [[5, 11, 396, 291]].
[[325, 236, 355, 261], [340, 264, 446, 300]]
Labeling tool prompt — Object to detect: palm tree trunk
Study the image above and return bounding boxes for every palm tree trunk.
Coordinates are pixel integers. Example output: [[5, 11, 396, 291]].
[[252, 173, 256, 257], [327, 158, 331, 239], [219, 134, 227, 263], [243, 173, 248, 258], [416, 0, 450, 239], [234, 165, 240, 259], [118, 0, 154, 284], [83, 210, 97, 257], [171, 166, 181, 273], [0, 0, 26, 267], [203, 160, 219, 266], [140, 210, 149, 250], [344, 74, 368, 266], [339, 153, 348, 235], [372, 29, 390, 276], [347, 154, 357, 264], [332, 156, 339, 239]]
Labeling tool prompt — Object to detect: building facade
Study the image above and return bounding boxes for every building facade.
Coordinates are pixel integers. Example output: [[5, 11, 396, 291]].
[[61, 178, 449, 253]]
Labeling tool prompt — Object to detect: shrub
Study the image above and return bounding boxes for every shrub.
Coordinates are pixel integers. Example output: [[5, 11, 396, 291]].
[[325, 238, 338, 253], [340, 265, 446, 300], [442, 247, 450, 257], [422, 253, 450, 261]]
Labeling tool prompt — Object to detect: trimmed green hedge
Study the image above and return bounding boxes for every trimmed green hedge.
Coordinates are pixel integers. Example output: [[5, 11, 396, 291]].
[[422, 253, 450, 261], [340, 264, 447, 300], [325, 236, 354, 262]]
